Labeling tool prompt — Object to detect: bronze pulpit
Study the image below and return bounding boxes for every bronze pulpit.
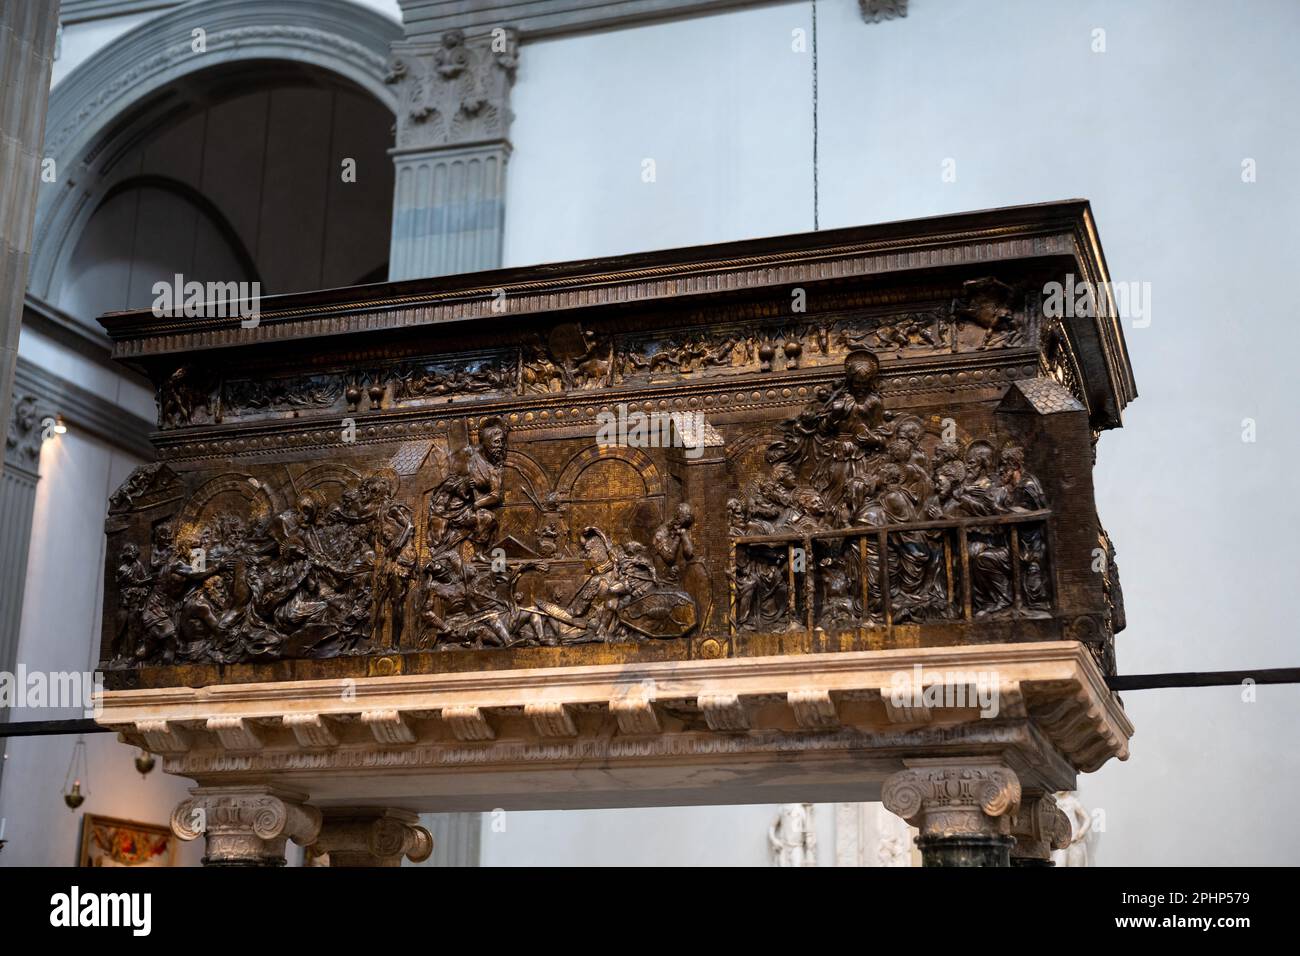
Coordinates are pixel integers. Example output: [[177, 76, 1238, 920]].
[[97, 201, 1135, 867]]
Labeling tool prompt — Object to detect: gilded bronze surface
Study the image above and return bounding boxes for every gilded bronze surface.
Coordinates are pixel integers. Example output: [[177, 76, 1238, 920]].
[[97, 201, 1135, 689]]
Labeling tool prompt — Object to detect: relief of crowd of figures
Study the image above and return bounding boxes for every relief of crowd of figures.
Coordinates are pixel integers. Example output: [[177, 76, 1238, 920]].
[[728, 349, 1051, 632], [155, 278, 1029, 428], [107, 420, 704, 667], [110, 342, 1053, 668]]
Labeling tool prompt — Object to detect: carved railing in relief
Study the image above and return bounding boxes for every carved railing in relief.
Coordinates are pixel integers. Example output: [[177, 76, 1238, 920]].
[[729, 510, 1053, 635]]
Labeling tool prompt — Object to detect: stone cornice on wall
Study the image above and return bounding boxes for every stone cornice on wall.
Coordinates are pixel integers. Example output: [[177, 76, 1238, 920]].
[[14, 355, 155, 461], [396, 0, 898, 40], [60, 1, 183, 25]]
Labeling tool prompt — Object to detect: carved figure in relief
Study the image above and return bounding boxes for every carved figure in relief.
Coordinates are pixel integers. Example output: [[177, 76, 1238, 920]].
[[392, 360, 510, 400], [111, 544, 151, 661], [108, 463, 177, 514], [159, 365, 212, 427], [564, 528, 697, 641], [652, 503, 695, 582], [952, 276, 1021, 349], [768, 350, 890, 514], [872, 312, 945, 351], [225, 374, 342, 413], [998, 444, 1050, 610], [135, 523, 223, 662], [328, 472, 416, 645], [411, 417, 698, 649], [653, 503, 714, 629], [426, 417, 508, 557], [732, 546, 787, 632], [957, 441, 1014, 615], [417, 551, 549, 649], [523, 324, 610, 391], [621, 333, 742, 379]]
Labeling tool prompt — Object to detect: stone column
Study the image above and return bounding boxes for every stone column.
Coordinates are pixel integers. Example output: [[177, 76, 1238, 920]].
[[881, 760, 1021, 867], [172, 786, 322, 867], [0, 391, 41, 795], [1009, 790, 1072, 867], [384, 28, 519, 279], [1, 393, 40, 661], [308, 809, 433, 867], [0, 1, 59, 469]]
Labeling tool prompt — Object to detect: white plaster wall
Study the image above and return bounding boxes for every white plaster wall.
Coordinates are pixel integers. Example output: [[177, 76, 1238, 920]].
[[500, 0, 1300, 865], [480, 803, 836, 868], [51, 13, 153, 88]]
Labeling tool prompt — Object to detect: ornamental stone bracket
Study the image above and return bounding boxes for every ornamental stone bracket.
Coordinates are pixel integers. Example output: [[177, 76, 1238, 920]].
[[100, 642, 1131, 852]]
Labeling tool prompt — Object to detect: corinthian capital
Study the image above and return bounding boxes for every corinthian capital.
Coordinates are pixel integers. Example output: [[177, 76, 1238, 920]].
[[5, 393, 42, 472], [386, 28, 519, 150], [882, 762, 1021, 840], [172, 786, 322, 866]]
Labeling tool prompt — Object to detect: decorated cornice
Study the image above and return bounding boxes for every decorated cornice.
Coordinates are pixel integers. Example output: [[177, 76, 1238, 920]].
[[98, 201, 1135, 430], [100, 642, 1133, 811], [396, 0, 911, 40]]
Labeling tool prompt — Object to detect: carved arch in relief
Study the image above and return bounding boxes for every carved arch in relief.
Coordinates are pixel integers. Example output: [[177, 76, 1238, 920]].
[[175, 473, 282, 535], [496, 449, 553, 552], [295, 462, 365, 507], [556, 445, 666, 546], [725, 427, 782, 499]]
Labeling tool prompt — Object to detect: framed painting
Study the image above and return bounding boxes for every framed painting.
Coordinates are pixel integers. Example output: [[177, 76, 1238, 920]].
[[78, 814, 177, 867]]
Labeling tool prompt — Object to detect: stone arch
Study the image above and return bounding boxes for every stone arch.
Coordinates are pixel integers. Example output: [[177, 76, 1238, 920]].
[[30, 0, 401, 312]]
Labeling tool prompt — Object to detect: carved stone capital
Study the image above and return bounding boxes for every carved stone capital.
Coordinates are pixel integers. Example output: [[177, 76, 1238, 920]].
[[386, 29, 519, 151], [882, 762, 1021, 843], [171, 786, 321, 866], [5, 393, 42, 473], [308, 808, 433, 867], [1010, 790, 1072, 864]]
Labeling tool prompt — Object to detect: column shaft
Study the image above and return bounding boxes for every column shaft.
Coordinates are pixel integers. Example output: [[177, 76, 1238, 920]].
[[0, 0, 60, 470]]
